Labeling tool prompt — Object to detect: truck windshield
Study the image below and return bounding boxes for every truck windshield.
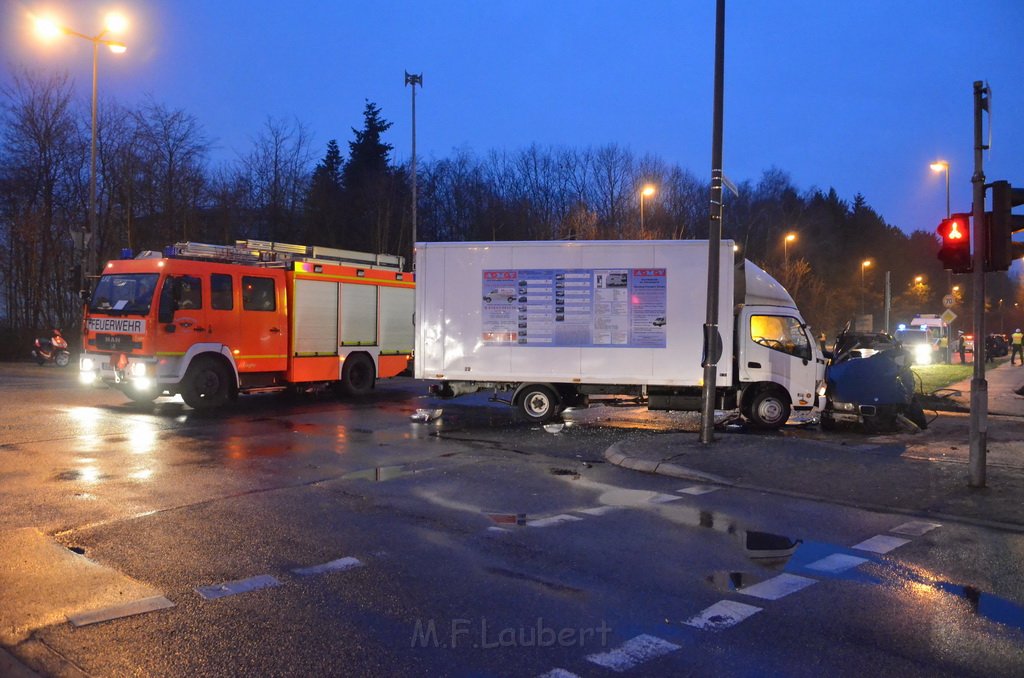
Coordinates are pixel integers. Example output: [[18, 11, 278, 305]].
[[90, 273, 160, 316]]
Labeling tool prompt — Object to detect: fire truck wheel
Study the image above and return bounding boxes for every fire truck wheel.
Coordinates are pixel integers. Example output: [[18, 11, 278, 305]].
[[339, 353, 376, 397], [181, 357, 233, 410]]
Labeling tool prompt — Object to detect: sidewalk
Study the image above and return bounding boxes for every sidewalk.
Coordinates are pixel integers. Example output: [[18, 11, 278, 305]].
[[605, 362, 1024, 531]]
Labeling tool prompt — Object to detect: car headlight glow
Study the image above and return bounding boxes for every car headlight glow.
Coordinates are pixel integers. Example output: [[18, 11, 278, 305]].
[[133, 376, 152, 391], [80, 357, 95, 372], [130, 361, 148, 377], [914, 343, 933, 365], [833, 401, 856, 412], [79, 371, 96, 385]]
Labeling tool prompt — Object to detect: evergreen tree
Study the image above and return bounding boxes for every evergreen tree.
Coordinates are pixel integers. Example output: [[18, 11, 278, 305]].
[[340, 101, 397, 253], [305, 139, 344, 246]]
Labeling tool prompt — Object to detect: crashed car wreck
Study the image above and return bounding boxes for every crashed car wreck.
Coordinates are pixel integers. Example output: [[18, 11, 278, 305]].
[[821, 325, 928, 433]]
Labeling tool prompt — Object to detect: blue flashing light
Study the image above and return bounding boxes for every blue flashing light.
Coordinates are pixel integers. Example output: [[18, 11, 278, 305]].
[[120, 248, 133, 259], [897, 323, 907, 331], [163, 245, 176, 258]]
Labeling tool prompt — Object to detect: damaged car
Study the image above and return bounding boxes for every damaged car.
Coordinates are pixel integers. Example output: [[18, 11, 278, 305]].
[[820, 324, 928, 432]]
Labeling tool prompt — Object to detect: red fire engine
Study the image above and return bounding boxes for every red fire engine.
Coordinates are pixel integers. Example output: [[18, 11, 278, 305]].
[[79, 240, 414, 409]]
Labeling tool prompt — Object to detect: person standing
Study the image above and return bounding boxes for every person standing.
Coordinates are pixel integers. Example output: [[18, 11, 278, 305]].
[[1012, 328, 1023, 366], [938, 333, 949, 364], [958, 332, 967, 364]]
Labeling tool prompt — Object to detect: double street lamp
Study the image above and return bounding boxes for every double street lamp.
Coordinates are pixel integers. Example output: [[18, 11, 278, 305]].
[[783, 232, 797, 268], [34, 12, 128, 292], [860, 259, 873, 315]]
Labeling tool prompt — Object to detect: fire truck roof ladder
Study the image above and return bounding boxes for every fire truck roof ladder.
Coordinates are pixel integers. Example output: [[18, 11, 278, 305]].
[[170, 240, 404, 271]]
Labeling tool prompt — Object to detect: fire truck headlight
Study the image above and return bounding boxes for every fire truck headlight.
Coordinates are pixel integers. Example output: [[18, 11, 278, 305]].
[[133, 376, 152, 391], [129, 362, 148, 378], [79, 370, 97, 385], [81, 357, 96, 372]]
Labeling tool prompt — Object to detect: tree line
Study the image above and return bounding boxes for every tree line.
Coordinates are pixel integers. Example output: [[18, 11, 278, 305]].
[[1, 69, 1018, 355]]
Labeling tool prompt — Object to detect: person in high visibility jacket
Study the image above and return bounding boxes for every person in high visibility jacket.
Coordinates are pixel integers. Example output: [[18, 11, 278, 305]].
[[1012, 329, 1023, 366], [938, 334, 949, 364]]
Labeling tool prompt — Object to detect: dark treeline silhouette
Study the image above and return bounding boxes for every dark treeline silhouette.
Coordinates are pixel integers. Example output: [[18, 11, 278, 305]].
[[1, 69, 1019, 355]]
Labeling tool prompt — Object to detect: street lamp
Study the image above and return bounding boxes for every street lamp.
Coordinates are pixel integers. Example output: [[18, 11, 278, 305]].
[[783, 232, 797, 268], [930, 160, 950, 218], [404, 71, 422, 270], [33, 11, 128, 293], [860, 259, 872, 315], [639, 184, 656, 238]]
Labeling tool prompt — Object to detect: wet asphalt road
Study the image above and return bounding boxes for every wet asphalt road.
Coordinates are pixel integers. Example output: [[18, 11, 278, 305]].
[[1, 363, 1022, 677]]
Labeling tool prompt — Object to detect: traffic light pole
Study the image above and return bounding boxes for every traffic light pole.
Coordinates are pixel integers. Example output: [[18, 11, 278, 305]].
[[969, 80, 989, 488]]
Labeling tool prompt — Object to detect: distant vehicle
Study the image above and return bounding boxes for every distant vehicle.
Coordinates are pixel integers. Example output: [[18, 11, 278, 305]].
[[653, 317, 666, 327], [988, 333, 1009, 357], [893, 327, 937, 365], [962, 334, 975, 353], [31, 328, 70, 367]]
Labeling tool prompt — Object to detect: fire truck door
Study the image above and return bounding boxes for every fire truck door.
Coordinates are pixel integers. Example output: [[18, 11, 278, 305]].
[[206, 272, 240, 351], [159, 275, 208, 356], [237, 274, 288, 372]]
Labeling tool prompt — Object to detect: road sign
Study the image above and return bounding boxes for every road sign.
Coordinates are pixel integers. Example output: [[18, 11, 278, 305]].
[[943, 294, 955, 308], [941, 309, 957, 325]]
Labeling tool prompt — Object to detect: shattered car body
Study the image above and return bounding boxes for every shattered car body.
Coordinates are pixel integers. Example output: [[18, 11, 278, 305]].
[[821, 326, 928, 432]]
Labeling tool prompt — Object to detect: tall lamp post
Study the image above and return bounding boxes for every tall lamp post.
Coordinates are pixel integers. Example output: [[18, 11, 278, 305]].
[[34, 12, 127, 293], [931, 159, 952, 360], [404, 71, 423, 269], [639, 184, 656, 238], [860, 259, 872, 316], [783, 232, 796, 268]]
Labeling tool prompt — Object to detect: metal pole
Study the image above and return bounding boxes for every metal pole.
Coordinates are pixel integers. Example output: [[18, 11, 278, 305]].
[[884, 270, 891, 334], [945, 165, 953, 363], [404, 72, 422, 270], [640, 192, 645, 237], [87, 39, 99, 293], [969, 80, 988, 488], [700, 0, 725, 444]]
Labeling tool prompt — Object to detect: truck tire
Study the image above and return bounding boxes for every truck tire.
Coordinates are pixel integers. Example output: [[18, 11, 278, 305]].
[[517, 385, 560, 424], [181, 356, 232, 410], [339, 353, 375, 397], [747, 388, 791, 430]]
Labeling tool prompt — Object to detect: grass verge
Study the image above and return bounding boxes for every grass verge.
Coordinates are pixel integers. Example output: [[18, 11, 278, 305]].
[[911, 363, 973, 394]]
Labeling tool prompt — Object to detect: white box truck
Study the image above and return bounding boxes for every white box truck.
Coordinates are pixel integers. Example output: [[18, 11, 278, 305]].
[[414, 240, 825, 429]]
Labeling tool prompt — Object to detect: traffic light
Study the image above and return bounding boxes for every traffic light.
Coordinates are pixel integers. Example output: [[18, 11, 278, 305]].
[[937, 213, 972, 274], [985, 180, 1024, 272]]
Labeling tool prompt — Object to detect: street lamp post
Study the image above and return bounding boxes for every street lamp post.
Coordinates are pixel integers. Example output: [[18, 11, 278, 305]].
[[783, 232, 796, 269], [931, 159, 952, 360], [639, 184, 656, 238], [404, 71, 422, 270], [34, 12, 127, 294], [860, 259, 872, 316]]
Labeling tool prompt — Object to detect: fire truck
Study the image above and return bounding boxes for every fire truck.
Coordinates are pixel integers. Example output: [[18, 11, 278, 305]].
[[79, 240, 414, 409]]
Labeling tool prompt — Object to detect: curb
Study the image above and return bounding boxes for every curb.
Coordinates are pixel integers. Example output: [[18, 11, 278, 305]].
[[604, 443, 733, 486], [0, 648, 38, 678]]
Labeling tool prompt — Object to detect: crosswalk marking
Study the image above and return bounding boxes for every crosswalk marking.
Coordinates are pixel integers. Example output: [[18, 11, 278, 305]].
[[853, 535, 911, 554], [738, 573, 817, 600], [806, 553, 869, 573], [683, 600, 762, 631], [890, 521, 942, 537], [586, 634, 681, 672], [196, 574, 281, 600]]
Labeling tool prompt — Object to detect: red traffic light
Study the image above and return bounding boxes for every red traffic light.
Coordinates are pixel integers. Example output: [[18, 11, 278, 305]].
[[937, 213, 972, 274]]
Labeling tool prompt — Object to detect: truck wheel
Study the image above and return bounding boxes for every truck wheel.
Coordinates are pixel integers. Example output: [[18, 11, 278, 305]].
[[181, 357, 232, 410], [518, 385, 560, 423], [747, 388, 791, 429], [339, 353, 375, 396]]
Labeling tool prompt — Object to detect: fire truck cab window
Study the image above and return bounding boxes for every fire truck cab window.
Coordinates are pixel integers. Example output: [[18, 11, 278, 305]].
[[176, 276, 202, 310], [211, 274, 233, 310], [243, 277, 276, 311]]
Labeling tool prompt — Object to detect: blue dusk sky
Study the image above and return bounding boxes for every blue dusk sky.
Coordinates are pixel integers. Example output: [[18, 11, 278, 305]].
[[4, 1, 1023, 237]]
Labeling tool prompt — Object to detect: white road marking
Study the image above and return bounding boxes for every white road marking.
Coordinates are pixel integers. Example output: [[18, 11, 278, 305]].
[[196, 574, 281, 600], [649, 493, 683, 504], [852, 535, 911, 554], [586, 634, 681, 672], [683, 600, 762, 631], [292, 557, 363, 577], [806, 553, 869, 573], [67, 595, 175, 627], [577, 506, 621, 516], [527, 514, 584, 528], [890, 521, 942, 537], [737, 573, 817, 600], [678, 485, 719, 495]]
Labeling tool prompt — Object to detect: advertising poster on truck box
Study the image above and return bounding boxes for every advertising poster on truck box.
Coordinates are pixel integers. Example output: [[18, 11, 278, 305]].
[[480, 268, 666, 348]]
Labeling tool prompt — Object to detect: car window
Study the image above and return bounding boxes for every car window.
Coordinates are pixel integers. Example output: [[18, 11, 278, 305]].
[[750, 315, 811, 360], [242, 276, 276, 311], [211, 274, 233, 310]]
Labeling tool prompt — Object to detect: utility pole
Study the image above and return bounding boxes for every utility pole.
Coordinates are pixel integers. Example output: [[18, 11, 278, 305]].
[[969, 80, 989, 488], [404, 71, 423, 270], [700, 0, 726, 444]]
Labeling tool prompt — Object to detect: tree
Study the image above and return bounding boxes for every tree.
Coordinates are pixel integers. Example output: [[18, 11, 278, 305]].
[[305, 139, 344, 246], [340, 101, 407, 254]]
